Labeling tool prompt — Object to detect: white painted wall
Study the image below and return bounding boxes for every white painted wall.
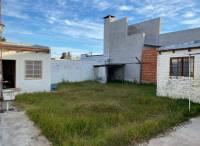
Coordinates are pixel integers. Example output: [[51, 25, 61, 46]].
[[157, 49, 200, 103], [3, 51, 51, 93], [94, 66, 107, 83], [51, 60, 103, 84]]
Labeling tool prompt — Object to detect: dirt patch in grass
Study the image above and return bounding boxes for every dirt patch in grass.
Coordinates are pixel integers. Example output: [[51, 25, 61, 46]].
[[15, 82, 200, 146]]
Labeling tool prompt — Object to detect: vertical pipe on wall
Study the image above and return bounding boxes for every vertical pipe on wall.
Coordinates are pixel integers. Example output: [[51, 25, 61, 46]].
[[189, 54, 191, 112]]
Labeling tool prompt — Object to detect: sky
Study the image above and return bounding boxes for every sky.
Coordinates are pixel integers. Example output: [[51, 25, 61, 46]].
[[2, 0, 200, 57]]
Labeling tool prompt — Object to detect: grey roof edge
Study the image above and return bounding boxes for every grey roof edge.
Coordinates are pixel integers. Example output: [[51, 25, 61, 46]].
[[144, 43, 162, 47], [158, 41, 200, 52], [2, 42, 50, 49], [128, 17, 161, 27], [160, 26, 200, 35]]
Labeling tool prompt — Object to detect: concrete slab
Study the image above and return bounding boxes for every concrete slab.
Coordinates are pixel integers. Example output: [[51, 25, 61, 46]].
[[138, 117, 200, 146], [0, 111, 51, 146]]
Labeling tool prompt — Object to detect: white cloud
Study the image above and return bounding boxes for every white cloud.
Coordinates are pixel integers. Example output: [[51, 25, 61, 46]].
[[3, 0, 29, 19], [51, 19, 103, 40], [184, 11, 196, 18], [182, 18, 200, 27], [4, 0, 200, 51], [95, 1, 110, 10], [144, 5, 154, 11], [133, 0, 195, 19], [57, 0, 66, 6], [118, 5, 133, 11], [47, 16, 58, 24], [3, 0, 30, 19]]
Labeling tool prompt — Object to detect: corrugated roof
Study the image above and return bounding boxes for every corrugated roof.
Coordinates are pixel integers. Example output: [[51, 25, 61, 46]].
[[158, 40, 200, 51], [1, 42, 49, 49], [0, 41, 50, 53]]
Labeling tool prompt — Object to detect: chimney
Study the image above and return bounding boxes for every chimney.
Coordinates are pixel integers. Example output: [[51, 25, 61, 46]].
[[103, 15, 116, 23]]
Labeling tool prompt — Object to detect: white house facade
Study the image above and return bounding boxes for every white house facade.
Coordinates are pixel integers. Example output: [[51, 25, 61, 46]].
[[157, 42, 200, 103], [1, 42, 51, 93]]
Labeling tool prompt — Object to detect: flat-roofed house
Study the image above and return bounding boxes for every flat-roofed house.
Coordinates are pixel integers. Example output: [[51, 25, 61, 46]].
[[0, 42, 51, 93]]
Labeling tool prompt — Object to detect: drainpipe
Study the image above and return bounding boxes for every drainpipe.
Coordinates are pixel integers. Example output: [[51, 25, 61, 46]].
[[135, 57, 142, 84], [189, 54, 191, 112]]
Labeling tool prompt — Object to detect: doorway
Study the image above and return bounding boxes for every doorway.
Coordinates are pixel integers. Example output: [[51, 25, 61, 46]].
[[2, 60, 16, 89], [107, 65, 124, 82]]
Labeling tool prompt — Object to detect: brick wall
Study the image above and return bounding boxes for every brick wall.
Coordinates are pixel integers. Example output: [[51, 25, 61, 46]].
[[141, 47, 157, 84]]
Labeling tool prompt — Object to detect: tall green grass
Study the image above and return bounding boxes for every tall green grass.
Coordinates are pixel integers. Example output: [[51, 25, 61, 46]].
[[15, 82, 200, 146]]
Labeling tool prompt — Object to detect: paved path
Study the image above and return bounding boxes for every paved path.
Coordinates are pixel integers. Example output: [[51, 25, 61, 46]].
[[138, 116, 200, 146], [0, 111, 51, 146]]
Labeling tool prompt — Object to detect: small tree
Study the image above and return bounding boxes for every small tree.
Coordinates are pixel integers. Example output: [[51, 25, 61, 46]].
[[0, 37, 5, 42], [60, 52, 72, 60]]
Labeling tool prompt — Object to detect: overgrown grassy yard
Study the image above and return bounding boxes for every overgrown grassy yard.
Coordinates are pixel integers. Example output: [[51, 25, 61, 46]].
[[16, 82, 200, 146]]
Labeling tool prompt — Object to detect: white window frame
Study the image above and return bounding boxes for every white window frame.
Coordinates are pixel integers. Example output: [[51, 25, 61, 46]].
[[25, 60, 42, 80]]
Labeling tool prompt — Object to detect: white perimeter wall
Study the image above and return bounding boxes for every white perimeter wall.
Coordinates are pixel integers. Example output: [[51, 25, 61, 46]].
[[3, 51, 51, 93], [51, 60, 103, 84], [157, 49, 200, 103]]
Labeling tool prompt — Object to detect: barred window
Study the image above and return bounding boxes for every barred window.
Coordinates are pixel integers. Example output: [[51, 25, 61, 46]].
[[170, 57, 194, 77], [25, 61, 42, 79]]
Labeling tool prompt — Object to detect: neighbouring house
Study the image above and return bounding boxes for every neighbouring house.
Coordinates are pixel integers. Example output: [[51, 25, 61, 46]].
[[91, 15, 160, 83], [157, 28, 200, 103], [0, 42, 51, 93], [51, 14, 200, 104], [51, 16, 160, 84]]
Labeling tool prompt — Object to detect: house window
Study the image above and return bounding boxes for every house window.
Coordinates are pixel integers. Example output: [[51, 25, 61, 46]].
[[25, 61, 42, 79], [170, 57, 194, 77]]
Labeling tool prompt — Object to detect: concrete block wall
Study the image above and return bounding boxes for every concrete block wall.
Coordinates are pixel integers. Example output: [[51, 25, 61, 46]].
[[51, 60, 97, 84], [157, 49, 200, 103], [141, 47, 157, 84]]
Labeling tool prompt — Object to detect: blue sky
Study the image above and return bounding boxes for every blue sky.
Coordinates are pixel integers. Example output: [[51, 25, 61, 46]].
[[2, 0, 200, 57]]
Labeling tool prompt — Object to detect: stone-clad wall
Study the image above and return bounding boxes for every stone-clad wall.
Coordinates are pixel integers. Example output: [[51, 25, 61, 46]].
[[157, 49, 200, 103]]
